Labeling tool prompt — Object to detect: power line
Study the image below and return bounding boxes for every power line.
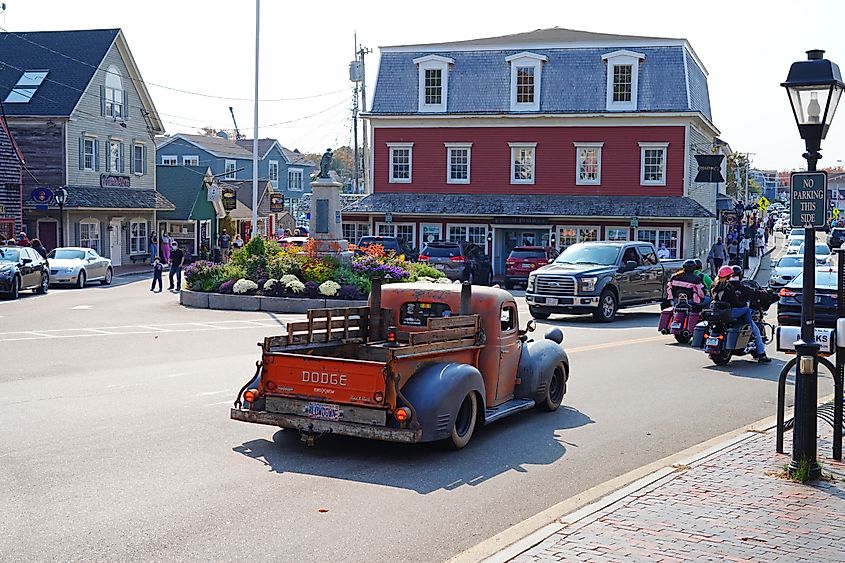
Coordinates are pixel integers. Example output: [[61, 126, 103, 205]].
[[0, 26, 349, 103]]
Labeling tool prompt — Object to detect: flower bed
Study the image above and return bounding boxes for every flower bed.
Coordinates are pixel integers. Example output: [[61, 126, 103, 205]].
[[182, 236, 449, 303]]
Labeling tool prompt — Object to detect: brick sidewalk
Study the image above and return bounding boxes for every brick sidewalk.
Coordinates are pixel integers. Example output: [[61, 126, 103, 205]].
[[509, 423, 845, 562]]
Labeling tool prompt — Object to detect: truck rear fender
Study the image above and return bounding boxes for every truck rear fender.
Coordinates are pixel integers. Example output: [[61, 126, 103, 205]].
[[514, 339, 569, 402], [236, 361, 265, 411], [399, 362, 485, 442]]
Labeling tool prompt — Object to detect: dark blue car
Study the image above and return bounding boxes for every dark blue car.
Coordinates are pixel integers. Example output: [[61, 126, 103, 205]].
[[777, 268, 838, 329]]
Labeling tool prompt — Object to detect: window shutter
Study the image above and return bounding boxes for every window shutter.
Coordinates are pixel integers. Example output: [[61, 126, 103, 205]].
[[94, 140, 101, 171], [119, 143, 125, 173], [122, 90, 128, 119], [125, 221, 131, 252], [78, 138, 84, 170], [142, 145, 147, 175], [74, 222, 80, 246], [99, 222, 107, 256], [129, 146, 134, 174], [100, 85, 106, 116]]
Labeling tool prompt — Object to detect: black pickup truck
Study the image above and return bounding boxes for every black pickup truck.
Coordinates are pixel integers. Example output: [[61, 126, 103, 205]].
[[524, 241, 684, 322]]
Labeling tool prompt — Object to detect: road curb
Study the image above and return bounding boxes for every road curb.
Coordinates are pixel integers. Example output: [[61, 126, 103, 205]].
[[751, 243, 776, 282], [449, 411, 786, 563]]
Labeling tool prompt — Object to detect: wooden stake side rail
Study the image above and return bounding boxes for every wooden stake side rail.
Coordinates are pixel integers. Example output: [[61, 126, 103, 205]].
[[426, 314, 480, 331], [408, 326, 480, 345]]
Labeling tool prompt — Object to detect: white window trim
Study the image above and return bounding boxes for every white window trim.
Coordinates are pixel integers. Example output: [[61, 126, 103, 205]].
[[506, 52, 547, 112], [602, 50, 645, 112], [132, 144, 145, 175], [557, 225, 601, 249], [108, 139, 122, 173], [182, 155, 199, 166], [421, 223, 443, 244], [83, 137, 96, 171], [414, 55, 453, 113], [374, 222, 416, 249], [269, 160, 279, 184], [79, 219, 101, 252], [387, 142, 413, 184], [639, 142, 669, 186], [446, 223, 488, 245], [604, 226, 631, 241], [636, 227, 681, 258], [509, 142, 537, 185], [287, 167, 304, 191], [161, 155, 177, 166], [224, 159, 237, 180], [573, 142, 604, 186], [445, 143, 472, 184], [129, 218, 148, 255]]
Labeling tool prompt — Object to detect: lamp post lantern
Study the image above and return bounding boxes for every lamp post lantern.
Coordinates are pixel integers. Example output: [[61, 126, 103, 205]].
[[54, 186, 68, 248], [781, 49, 844, 480]]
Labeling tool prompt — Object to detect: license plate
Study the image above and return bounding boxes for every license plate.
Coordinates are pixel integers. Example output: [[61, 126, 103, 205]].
[[706, 337, 719, 346], [671, 322, 681, 329], [815, 296, 824, 304], [305, 402, 340, 421], [546, 298, 558, 306], [521, 263, 532, 269], [435, 264, 445, 270]]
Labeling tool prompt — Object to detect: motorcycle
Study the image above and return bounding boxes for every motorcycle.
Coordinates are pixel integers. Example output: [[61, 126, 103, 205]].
[[658, 294, 700, 344], [692, 280, 778, 366]]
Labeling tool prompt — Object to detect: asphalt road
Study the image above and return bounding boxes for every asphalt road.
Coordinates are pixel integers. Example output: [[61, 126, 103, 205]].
[[0, 256, 831, 562]]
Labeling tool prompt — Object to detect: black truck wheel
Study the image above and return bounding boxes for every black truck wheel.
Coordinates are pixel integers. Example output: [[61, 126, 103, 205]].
[[529, 306, 550, 320], [537, 366, 567, 412], [592, 289, 618, 322], [446, 392, 478, 450]]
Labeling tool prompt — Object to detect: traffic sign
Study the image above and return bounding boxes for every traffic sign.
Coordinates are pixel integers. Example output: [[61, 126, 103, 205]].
[[757, 195, 770, 211], [790, 172, 827, 228], [385, 211, 393, 224], [834, 208, 841, 218], [630, 216, 639, 228]]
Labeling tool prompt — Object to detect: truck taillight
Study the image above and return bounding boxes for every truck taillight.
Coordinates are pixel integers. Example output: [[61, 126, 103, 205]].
[[373, 391, 384, 403], [418, 254, 429, 261], [244, 389, 259, 403], [451, 256, 465, 262], [779, 288, 797, 298], [394, 407, 411, 422]]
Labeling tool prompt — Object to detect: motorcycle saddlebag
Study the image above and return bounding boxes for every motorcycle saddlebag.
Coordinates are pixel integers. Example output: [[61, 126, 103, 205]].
[[701, 301, 732, 323], [726, 326, 745, 350], [692, 322, 708, 348], [658, 307, 673, 333]]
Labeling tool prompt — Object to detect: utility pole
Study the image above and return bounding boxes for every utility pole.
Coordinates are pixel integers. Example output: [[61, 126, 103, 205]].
[[357, 42, 372, 194], [251, 0, 260, 238], [350, 33, 361, 193]]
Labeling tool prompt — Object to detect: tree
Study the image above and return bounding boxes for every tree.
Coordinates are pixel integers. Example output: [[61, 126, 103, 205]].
[[725, 153, 762, 198]]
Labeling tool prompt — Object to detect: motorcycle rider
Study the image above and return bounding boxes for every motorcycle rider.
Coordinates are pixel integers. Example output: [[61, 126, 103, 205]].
[[693, 258, 713, 294], [667, 259, 707, 308], [711, 265, 772, 363]]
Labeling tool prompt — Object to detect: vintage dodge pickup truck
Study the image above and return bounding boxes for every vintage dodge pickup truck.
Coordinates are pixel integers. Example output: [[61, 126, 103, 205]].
[[231, 281, 569, 449], [524, 241, 684, 322]]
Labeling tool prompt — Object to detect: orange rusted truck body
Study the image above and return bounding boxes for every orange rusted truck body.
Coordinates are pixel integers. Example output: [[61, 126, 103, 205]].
[[231, 282, 569, 449]]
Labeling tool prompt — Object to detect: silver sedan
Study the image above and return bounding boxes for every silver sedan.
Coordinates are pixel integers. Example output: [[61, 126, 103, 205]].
[[47, 247, 113, 288]]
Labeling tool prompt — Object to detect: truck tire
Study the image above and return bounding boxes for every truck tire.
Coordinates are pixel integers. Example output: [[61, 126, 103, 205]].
[[529, 306, 550, 320], [446, 392, 478, 450], [537, 366, 567, 412], [592, 289, 618, 322]]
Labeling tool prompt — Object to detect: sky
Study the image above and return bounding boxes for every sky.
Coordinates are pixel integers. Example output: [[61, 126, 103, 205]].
[[2, 0, 845, 171]]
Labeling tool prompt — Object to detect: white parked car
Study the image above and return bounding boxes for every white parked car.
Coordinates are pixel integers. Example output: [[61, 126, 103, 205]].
[[797, 242, 833, 265], [786, 227, 805, 244], [769, 255, 804, 289], [785, 238, 803, 255], [47, 247, 113, 288]]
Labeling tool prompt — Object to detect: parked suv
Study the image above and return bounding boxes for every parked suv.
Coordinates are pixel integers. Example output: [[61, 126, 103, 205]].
[[504, 246, 558, 289], [827, 227, 845, 250], [354, 236, 405, 258], [419, 241, 493, 285]]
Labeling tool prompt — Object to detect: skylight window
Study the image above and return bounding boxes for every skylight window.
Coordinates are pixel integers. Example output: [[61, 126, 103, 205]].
[[3, 70, 48, 103]]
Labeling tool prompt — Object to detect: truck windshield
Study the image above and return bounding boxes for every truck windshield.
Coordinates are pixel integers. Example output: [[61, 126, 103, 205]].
[[554, 244, 619, 266]]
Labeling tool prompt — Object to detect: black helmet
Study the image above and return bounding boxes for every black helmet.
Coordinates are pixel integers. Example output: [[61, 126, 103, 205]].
[[683, 259, 696, 273], [732, 265, 743, 279], [693, 258, 703, 270]]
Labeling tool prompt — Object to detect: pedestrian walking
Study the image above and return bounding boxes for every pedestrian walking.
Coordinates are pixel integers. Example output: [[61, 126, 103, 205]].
[[756, 231, 765, 256], [233, 233, 244, 251], [218, 229, 231, 262], [168, 241, 184, 291], [16, 230, 30, 247], [149, 232, 158, 264], [161, 232, 171, 264], [739, 236, 751, 270], [707, 238, 727, 276], [150, 256, 163, 292], [727, 238, 738, 265], [30, 238, 48, 259]]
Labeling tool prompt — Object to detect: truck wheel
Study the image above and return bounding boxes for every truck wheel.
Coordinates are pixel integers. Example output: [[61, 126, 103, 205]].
[[537, 366, 567, 412], [446, 392, 478, 450], [529, 306, 550, 320], [593, 290, 617, 322]]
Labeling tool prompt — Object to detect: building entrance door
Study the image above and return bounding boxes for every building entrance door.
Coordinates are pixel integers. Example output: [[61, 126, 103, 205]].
[[110, 219, 123, 266], [38, 220, 58, 250]]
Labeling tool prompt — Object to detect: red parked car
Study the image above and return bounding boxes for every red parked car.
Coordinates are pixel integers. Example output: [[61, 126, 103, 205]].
[[504, 246, 558, 289]]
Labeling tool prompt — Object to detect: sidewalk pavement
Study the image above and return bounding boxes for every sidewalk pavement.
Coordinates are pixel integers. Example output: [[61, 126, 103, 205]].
[[488, 419, 845, 563], [113, 263, 152, 277]]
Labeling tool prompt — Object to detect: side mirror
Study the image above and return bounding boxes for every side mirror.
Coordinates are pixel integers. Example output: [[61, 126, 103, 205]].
[[620, 260, 637, 272], [525, 319, 536, 333]]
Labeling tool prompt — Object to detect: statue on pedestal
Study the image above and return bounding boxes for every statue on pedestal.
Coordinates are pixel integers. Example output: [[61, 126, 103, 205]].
[[319, 148, 333, 179]]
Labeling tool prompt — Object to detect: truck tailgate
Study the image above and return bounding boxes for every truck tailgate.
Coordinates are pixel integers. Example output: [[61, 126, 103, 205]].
[[263, 353, 386, 407]]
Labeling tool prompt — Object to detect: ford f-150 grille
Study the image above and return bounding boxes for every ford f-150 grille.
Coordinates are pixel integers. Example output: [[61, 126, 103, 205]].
[[535, 275, 576, 296]]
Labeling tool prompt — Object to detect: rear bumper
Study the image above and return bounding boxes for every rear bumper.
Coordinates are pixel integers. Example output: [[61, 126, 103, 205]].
[[230, 408, 423, 443]]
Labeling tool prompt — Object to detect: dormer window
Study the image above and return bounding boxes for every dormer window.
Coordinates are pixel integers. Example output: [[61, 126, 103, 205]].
[[413, 55, 453, 113], [602, 50, 645, 112], [506, 52, 547, 112]]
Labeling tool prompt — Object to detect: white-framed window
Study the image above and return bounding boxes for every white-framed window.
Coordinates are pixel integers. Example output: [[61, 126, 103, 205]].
[[375, 223, 415, 249], [224, 160, 236, 179], [605, 227, 630, 241], [388, 143, 413, 183], [83, 137, 96, 171], [574, 143, 603, 185], [636, 228, 680, 259], [448, 224, 487, 246], [557, 226, 599, 250], [182, 155, 199, 166], [421, 223, 442, 244], [446, 143, 471, 184], [132, 144, 145, 175], [269, 160, 279, 185], [506, 52, 547, 112], [161, 155, 177, 166], [413, 55, 453, 113], [601, 50, 644, 112], [288, 168, 303, 191], [129, 219, 147, 255], [639, 142, 668, 186], [342, 223, 370, 243], [509, 143, 536, 184], [104, 65, 123, 119], [80, 220, 100, 252], [109, 140, 123, 173]]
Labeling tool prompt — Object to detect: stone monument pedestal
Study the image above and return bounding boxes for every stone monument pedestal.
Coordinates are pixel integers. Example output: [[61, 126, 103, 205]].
[[308, 176, 352, 261]]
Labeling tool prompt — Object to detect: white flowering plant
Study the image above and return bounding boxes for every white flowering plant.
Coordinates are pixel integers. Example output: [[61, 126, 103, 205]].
[[263, 278, 278, 292], [319, 280, 341, 297], [233, 279, 259, 294], [286, 280, 305, 293], [280, 274, 300, 285]]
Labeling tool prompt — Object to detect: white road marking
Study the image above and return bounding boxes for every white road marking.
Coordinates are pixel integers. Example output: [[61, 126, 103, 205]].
[[205, 400, 232, 407], [196, 389, 230, 397], [71, 305, 92, 310]]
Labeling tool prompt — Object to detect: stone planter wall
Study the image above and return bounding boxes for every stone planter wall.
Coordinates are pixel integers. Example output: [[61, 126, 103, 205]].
[[180, 289, 367, 313]]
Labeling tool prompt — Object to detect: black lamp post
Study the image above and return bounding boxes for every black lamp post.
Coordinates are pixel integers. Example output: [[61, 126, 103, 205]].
[[54, 186, 68, 248], [781, 49, 844, 480]]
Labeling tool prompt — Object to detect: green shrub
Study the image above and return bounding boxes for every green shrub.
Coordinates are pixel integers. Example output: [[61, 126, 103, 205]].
[[408, 262, 445, 281]]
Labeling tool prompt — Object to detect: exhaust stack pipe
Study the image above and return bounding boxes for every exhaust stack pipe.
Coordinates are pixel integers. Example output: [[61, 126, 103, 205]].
[[460, 282, 472, 316]]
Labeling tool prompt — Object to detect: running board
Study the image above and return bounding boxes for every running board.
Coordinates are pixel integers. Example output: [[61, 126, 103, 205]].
[[484, 398, 536, 424]]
